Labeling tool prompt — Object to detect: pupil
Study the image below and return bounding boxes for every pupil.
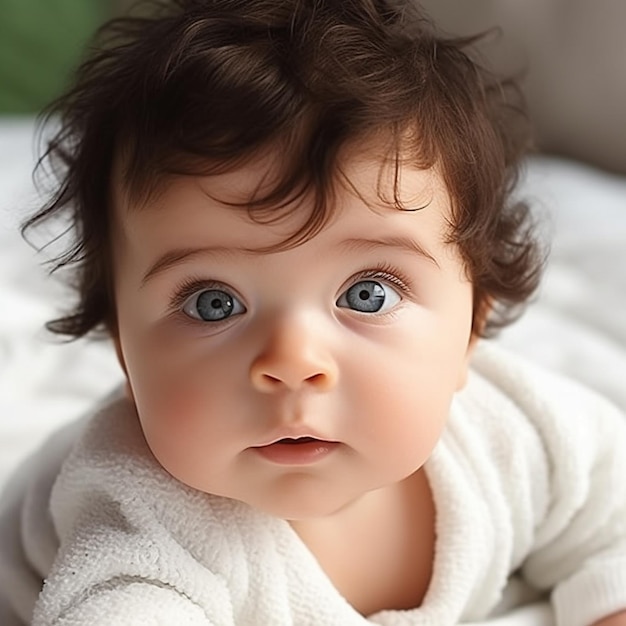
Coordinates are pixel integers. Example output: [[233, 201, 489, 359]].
[[211, 298, 224, 309], [359, 289, 370, 301]]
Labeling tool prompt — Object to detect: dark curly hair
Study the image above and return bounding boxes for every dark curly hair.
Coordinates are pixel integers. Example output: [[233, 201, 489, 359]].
[[24, 0, 543, 339]]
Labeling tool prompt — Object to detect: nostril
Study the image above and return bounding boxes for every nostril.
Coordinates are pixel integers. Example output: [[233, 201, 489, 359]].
[[259, 373, 282, 387], [253, 370, 329, 392], [306, 372, 327, 387]]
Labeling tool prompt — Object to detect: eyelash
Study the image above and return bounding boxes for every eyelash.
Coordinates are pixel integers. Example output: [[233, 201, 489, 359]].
[[168, 276, 232, 315], [348, 263, 413, 297], [167, 263, 413, 316]]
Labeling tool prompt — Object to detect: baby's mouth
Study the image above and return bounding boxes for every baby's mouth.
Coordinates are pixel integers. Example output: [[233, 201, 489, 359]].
[[252, 436, 340, 464], [276, 437, 319, 445]]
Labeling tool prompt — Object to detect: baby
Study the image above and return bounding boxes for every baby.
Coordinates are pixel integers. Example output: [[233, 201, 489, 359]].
[[1, 1, 625, 625]]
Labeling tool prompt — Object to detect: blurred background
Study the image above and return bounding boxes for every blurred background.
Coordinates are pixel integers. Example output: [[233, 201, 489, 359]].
[[0, 0, 129, 113], [419, 0, 626, 175]]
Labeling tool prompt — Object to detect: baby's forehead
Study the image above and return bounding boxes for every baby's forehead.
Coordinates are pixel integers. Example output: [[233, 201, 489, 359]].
[[109, 160, 456, 281]]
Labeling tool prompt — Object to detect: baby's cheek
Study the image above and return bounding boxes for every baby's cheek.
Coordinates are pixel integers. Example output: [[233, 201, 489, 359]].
[[150, 380, 207, 428], [365, 360, 451, 451], [136, 383, 206, 471]]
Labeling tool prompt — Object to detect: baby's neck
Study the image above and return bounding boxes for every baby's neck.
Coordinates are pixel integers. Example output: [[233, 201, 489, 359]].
[[289, 469, 435, 616]]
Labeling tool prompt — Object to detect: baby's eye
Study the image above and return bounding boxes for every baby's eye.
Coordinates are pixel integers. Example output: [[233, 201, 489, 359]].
[[182, 288, 246, 322], [336, 280, 401, 313]]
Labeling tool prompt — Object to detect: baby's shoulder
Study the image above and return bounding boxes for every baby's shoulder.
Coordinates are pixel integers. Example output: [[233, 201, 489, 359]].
[[463, 341, 626, 435], [452, 342, 626, 499]]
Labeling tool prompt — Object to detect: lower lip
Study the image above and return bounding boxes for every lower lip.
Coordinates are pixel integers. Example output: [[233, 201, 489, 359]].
[[253, 441, 340, 465]]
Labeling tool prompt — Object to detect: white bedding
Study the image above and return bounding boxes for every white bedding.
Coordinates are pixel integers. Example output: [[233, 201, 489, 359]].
[[1, 118, 625, 625]]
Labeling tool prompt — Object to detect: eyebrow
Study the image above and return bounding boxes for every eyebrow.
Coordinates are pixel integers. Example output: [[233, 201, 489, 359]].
[[340, 236, 439, 267], [140, 235, 438, 288], [140, 246, 248, 287]]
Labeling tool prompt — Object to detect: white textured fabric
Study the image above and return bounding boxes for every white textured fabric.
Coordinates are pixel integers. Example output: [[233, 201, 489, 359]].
[[1, 343, 625, 626]]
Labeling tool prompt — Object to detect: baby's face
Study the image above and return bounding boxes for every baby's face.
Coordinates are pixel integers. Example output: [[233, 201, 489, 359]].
[[110, 147, 474, 520]]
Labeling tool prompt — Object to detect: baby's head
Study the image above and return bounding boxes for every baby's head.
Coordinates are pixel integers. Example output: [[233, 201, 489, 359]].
[[27, 0, 543, 518], [31, 0, 539, 341]]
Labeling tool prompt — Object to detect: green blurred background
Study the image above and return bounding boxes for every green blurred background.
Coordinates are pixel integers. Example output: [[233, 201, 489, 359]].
[[0, 0, 131, 113]]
